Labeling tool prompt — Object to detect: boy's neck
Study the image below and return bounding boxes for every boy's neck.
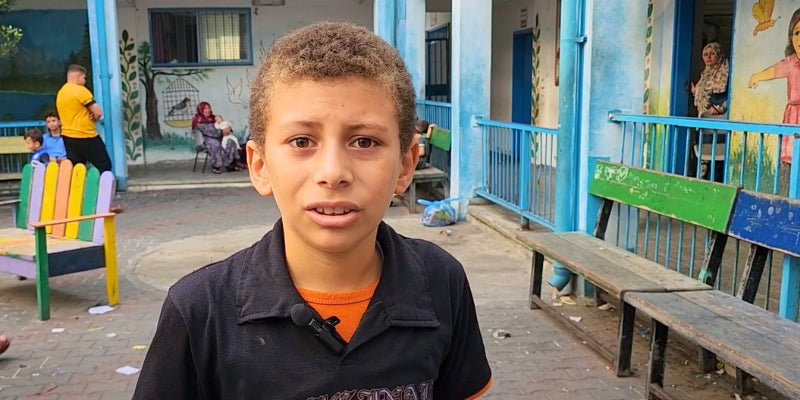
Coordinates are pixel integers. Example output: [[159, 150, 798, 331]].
[[49, 128, 61, 136], [283, 231, 382, 293]]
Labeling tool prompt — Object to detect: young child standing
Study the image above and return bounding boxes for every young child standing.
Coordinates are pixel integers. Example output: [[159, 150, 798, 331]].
[[23, 128, 49, 164], [133, 21, 492, 400], [43, 111, 67, 162]]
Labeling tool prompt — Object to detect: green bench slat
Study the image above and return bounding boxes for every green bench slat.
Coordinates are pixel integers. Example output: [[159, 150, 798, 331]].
[[589, 161, 738, 233], [16, 164, 32, 229], [78, 168, 100, 241]]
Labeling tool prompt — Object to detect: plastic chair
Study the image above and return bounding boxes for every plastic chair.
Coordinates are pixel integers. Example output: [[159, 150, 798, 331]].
[[192, 129, 208, 173]]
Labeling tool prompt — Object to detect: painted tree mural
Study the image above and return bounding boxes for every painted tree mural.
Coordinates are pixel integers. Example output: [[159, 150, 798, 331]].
[[137, 41, 209, 140], [119, 30, 142, 161]]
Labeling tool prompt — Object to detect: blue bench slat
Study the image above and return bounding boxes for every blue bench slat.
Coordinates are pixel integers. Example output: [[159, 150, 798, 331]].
[[729, 190, 800, 258]]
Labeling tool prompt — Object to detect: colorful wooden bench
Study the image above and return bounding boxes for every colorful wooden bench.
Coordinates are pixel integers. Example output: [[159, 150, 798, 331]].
[[528, 160, 800, 397], [407, 126, 450, 212], [635, 189, 800, 399], [0, 161, 118, 320], [529, 161, 720, 376]]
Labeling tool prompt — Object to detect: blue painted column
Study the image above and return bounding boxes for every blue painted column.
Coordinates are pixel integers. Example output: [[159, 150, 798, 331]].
[[395, 1, 406, 60], [87, 0, 127, 190], [451, 0, 491, 218], [374, 0, 396, 47], [549, 0, 586, 290], [550, 0, 648, 293], [579, 1, 647, 229], [780, 143, 800, 321], [403, 0, 426, 100]]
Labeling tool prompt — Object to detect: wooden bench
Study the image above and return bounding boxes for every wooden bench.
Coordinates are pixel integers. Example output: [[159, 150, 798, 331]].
[[407, 126, 451, 212], [0, 136, 29, 182], [628, 188, 800, 399], [629, 290, 800, 399], [0, 161, 119, 320], [529, 160, 739, 376]]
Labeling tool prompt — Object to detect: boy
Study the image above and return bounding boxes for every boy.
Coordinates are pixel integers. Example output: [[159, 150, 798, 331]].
[[133, 22, 492, 400], [43, 111, 67, 162], [24, 128, 49, 164]]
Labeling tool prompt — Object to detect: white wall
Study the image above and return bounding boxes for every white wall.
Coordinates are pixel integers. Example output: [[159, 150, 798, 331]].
[[119, 0, 373, 163], [490, 0, 559, 128]]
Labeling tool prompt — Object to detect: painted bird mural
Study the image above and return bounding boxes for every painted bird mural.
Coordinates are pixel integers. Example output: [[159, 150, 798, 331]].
[[168, 97, 192, 116]]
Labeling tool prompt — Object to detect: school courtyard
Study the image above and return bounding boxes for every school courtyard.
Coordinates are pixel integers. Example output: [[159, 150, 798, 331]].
[[0, 162, 777, 400]]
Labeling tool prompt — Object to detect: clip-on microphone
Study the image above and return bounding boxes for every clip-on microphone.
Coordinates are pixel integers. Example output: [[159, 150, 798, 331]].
[[290, 303, 346, 356]]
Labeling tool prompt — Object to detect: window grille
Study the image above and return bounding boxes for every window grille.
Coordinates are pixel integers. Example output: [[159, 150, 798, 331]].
[[149, 8, 251, 66]]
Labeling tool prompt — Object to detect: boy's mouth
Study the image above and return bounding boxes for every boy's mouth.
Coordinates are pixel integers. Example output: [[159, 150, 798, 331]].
[[314, 207, 352, 216]]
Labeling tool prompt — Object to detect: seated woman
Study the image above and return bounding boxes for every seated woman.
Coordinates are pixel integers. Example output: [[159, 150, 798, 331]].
[[191, 102, 239, 174]]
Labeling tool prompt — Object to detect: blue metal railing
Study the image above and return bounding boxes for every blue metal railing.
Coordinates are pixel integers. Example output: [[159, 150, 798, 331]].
[[608, 112, 800, 317], [415, 100, 451, 130], [0, 120, 45, 176], [475, 118, 558, 229]]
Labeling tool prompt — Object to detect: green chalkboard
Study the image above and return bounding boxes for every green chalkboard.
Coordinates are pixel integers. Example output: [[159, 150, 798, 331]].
[[589, 161, 738, 232]]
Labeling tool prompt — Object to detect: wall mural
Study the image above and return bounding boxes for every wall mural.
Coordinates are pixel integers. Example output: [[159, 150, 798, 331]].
[[729, 0, 800, 191], [119, 29, 142, 162], [0, 10, 90, 121], [112, 34, 273, 165]]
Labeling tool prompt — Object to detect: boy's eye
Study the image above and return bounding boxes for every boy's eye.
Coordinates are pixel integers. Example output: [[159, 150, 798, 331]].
[[290, 137, 312, 148], [354, 137, 377, 149]]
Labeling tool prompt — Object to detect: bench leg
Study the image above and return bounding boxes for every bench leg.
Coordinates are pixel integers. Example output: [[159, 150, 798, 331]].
[[646, 319, 669, 398], [736, 244, 769, 304], [103, 218, 120, 306], [529, 251, 544, 309], [698, 232, 728, 287], [34, 227, 51, 321], [615, 300, 636, 376], [735, 367, 753, 396], [698, 348, 717, 373]]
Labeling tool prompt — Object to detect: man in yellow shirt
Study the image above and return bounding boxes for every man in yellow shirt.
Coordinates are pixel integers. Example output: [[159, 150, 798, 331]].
[[56, 64, 112, 173], [56, 64, 121, 213]]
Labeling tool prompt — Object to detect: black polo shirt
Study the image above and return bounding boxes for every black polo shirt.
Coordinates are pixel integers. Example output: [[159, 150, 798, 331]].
[[133, 220, 492, 400]]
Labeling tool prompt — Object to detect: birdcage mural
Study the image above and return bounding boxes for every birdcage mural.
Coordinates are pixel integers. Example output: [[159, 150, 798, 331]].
[[161, 77, 199, 128]]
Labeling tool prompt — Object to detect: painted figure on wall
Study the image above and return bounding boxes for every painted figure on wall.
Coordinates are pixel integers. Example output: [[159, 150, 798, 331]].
[[748, 7, 800, 164]]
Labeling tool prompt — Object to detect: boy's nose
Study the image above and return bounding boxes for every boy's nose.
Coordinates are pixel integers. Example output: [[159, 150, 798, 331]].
[[313, 145, 353, 189]]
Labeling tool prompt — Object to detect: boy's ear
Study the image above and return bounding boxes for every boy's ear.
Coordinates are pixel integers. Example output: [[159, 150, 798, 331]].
[[393, 135, 420, 195], [246, 140, 273, 197]]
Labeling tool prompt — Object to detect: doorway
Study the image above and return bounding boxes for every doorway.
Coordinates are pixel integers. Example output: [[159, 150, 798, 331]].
[[669, 0, 734, 175]]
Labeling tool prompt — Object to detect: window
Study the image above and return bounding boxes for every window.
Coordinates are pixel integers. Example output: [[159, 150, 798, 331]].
[[149, 8, 251, 66]]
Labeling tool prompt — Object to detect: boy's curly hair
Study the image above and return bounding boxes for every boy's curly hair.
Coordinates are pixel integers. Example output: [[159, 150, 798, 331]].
[[248, 21, 416, 153]]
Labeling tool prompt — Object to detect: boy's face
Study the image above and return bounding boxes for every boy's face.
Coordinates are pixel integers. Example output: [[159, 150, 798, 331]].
[[222, 127, 232, 136], [45, 116, 60, 133], [25, 137, 41, 152], [247, 77, 418, 254]]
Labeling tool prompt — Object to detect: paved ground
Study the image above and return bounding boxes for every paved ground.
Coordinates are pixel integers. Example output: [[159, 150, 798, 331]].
[[0, 176, 646, 400]]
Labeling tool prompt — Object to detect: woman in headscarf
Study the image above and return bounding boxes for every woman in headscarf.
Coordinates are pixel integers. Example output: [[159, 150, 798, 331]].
[[192, 102, 238, 174], [692, 42, 730, 117], [690, 42, 730, 181]]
